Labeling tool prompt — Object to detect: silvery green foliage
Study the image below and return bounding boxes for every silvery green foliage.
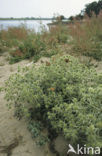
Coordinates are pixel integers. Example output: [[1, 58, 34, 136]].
[[5, 55, 102, 149]]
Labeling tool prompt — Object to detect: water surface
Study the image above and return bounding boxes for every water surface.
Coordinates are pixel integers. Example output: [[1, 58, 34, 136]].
[[0, 20, 52, 32]]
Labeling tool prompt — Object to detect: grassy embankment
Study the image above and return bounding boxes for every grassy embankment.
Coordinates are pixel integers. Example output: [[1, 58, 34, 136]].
[[0, 13, 102, 63]]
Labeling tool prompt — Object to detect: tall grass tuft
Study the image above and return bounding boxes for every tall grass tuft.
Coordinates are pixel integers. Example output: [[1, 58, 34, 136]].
[[69, 11, 102, 60]]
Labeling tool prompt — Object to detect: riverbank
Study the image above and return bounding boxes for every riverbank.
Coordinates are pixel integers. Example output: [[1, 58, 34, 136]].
[[0, 18, 53, 20]]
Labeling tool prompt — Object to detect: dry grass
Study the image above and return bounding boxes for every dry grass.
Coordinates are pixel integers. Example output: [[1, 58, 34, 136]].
[[69, 11, 102, 60]]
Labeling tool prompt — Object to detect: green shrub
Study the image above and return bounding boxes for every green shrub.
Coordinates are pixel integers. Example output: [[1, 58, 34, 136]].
[[0, 46, 5, 54], [0, 87, 3, 92], [43, 49, 58, 58], [9, 56, 22, 64], [36, 135, 49, 146], [0, 40, 8, 54], [5, 55, 102, 152], [28, 121, 42, 138], [9, 34, 47, 63], [19, 35, 46, 58]]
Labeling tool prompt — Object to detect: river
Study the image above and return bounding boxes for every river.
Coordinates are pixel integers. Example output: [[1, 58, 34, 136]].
[[0, 20, 52, 32]]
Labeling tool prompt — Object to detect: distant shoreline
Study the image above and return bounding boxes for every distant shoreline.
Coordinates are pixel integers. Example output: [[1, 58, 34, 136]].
[[0, 18, 53, 21], [0, 18, 68, 21]]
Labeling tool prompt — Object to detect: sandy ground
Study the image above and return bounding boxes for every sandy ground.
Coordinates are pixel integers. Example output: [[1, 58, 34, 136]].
[[0, 53, 54, 156]]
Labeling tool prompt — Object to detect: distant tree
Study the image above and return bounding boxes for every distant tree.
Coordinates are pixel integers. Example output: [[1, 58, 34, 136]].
[[68, 0, 102, 21], [97, 0, 102, 12], [56, 15, 65, 21], [75, 14, 84, 20], [85, 1, 98, 17], [84, 0, 102, 17], [60, 15, 65, 20], [68, 16, 74, 21]]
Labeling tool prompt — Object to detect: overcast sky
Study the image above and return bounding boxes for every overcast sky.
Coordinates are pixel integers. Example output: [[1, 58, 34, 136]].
[[0, 0, 98, 18]]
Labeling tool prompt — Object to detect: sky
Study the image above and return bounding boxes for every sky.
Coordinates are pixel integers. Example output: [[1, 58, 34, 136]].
[[0, 0, 99, 18]]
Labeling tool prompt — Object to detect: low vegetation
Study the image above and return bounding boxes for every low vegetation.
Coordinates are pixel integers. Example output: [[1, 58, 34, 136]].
[[1, 12, 102, 62], [0, 23, 69, 64], [1, 1, 102, 155], [5, 55, 102, 155]]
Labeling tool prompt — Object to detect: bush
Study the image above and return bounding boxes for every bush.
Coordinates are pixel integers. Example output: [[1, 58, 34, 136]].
[[5, 55, 102, 151], [0, 40, 9, 54], [0, 46, 6, 55], [9, 34, 47, 63], [19, 35, 46, 58]]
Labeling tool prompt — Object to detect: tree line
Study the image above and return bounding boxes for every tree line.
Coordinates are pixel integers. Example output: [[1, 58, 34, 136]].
[[68, 0, 102, 20]]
